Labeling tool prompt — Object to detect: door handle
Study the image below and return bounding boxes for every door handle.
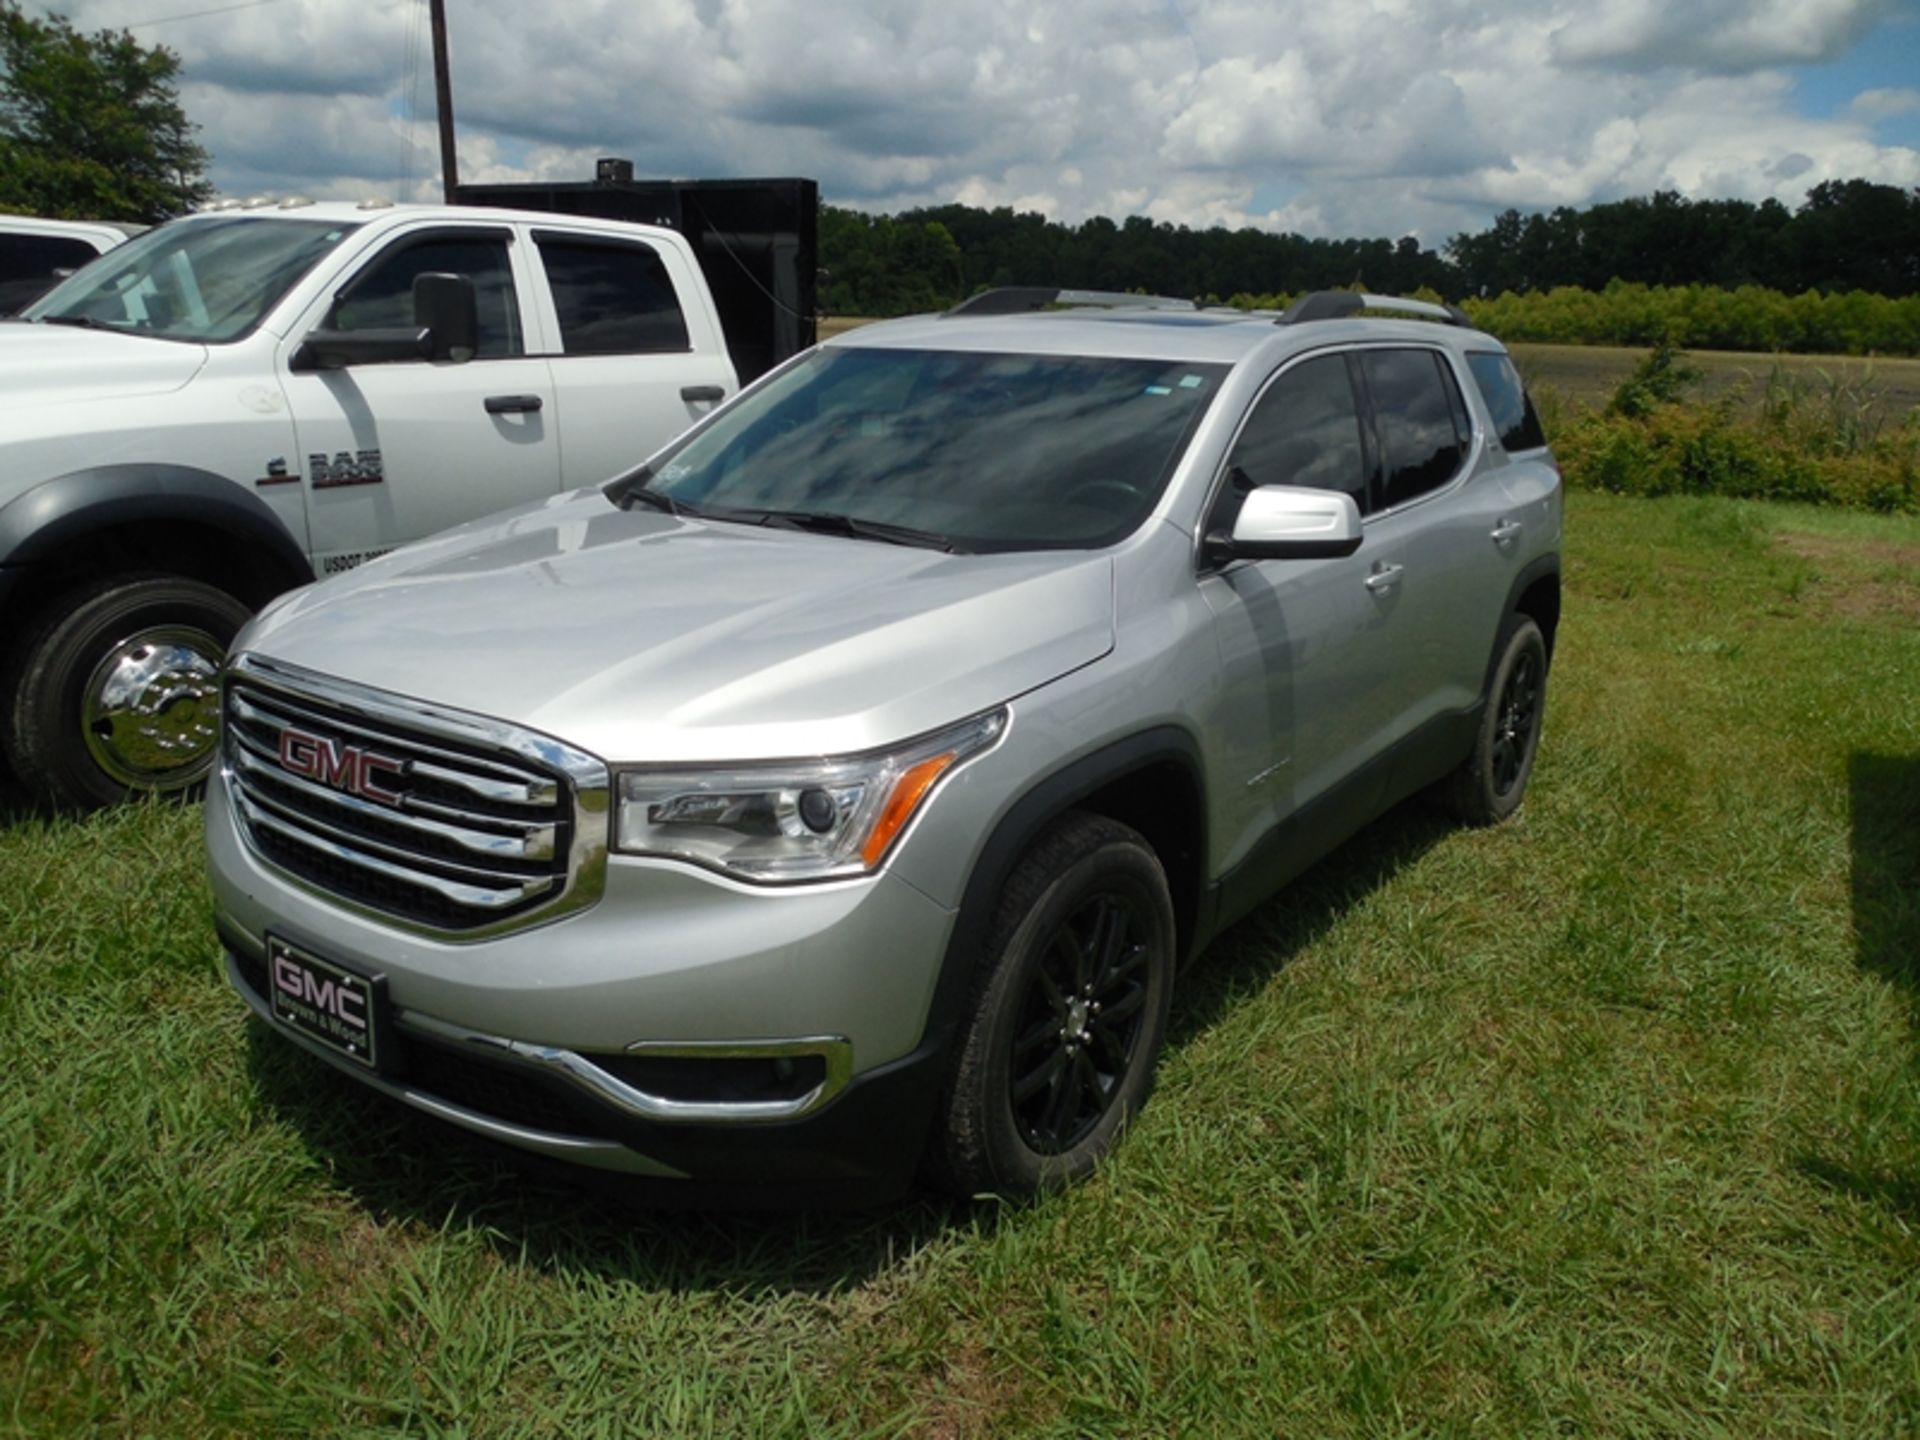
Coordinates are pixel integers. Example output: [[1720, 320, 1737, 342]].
[[680, 385, 726, 403], [1365, 562, 1404, 594], [484, 394, 543, 415], [1490, 518, 1523, 545]]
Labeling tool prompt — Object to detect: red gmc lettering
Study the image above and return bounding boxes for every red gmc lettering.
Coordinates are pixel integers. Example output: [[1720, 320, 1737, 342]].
[[276, 728, 404, 805]]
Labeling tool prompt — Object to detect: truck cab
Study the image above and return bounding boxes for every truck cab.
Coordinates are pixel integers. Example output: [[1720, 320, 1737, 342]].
[[0, 198, 744, 809]]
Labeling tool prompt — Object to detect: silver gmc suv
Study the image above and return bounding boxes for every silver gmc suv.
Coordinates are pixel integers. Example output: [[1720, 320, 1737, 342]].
[[206, 288, 1562, 1200]]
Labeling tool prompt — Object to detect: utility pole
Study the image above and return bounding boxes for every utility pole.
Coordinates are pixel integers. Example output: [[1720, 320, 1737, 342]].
[[430, 0, 459, 202]]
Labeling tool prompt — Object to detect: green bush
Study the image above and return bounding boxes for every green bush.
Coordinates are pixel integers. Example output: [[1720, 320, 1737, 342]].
[[1453, 281, 1920, 356], [1553, 348, 1919, 513]]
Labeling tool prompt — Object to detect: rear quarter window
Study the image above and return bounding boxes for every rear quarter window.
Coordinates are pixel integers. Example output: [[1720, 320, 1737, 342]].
[[1466, 352, 1548, 453]]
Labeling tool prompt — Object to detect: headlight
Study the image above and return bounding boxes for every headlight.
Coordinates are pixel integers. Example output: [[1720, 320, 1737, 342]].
[[615, 709, 1006, 881]]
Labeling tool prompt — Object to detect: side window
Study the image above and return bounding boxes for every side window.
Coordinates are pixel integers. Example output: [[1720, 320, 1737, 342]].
[[1361, 349, 1468, 510], [537, 236, 690, 355], [0, 233, 99, 312], [1209, 353, 1368, 536], [330, 234, 522, 358], [1466, 351, 1548, 452]]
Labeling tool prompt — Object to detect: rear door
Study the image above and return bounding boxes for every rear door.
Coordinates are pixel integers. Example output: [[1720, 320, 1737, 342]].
[[1357, 346, 1516, 733], [277, 224, 560, 572], [527, 228, 736, 486]]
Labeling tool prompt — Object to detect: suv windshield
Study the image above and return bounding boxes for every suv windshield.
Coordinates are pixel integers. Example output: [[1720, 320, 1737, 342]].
[[23, 216, 360, 343], [647, 347, 1228, 551]]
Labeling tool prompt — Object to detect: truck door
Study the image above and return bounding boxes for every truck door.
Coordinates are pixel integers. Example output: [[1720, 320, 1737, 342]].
[[527, 229, 737, 486], [278, 225, 560, 573]]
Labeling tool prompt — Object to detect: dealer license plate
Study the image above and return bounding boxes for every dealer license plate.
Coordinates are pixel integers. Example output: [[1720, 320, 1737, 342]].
[[265, 935, 388, 1069]]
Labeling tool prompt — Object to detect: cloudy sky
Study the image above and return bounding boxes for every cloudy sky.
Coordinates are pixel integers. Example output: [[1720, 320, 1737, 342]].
[[35, 0, 1920, 241]]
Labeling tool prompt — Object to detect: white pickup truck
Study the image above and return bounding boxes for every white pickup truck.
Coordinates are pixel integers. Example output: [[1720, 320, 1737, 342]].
[[0, 199, 744, 809], [0, 215, 142, 313]]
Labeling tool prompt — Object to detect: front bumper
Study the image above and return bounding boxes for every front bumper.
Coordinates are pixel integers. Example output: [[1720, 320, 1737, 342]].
[[208, 768, 960, 1190]]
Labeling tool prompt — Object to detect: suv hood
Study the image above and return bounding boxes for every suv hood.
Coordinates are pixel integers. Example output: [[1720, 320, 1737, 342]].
[[0, 323, 207, 410], [242, 494, 1115, 763]]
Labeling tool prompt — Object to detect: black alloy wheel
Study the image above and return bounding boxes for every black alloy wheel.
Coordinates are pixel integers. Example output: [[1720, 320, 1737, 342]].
[[1442, 613, 1548, 826], [1491, 647, 1543, 797], [1009, 889, 1152, 1155], [928, 812, 1176, 1198]]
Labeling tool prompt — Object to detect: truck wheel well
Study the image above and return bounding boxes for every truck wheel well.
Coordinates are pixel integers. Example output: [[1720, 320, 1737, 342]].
[[1515, 572, 1561, 664], [12, 520, 304, 619], [1069, 761, 1205, 963]]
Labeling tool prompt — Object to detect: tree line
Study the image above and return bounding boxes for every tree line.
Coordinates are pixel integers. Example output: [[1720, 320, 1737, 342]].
[[820, 182, 1920, 322]]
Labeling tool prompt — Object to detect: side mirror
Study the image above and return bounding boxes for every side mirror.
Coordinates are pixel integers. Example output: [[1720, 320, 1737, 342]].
[[412, 271, 477, 363], [1205, 485, 1363, 564], [288, 270, 478, 371], [289, 326, 430, 370]]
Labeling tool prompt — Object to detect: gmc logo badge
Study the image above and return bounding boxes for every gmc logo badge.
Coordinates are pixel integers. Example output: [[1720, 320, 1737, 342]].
[[271, 954, 368, 1032], [277, 727, 405, 805]]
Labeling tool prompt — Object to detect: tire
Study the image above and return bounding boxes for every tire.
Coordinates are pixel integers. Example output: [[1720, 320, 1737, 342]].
[[4, 574, 252, 812], [928, 812, 1177, 1198], [1443, 614, 1548, 826]]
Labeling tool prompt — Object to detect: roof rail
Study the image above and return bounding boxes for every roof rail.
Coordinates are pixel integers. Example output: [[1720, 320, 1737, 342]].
[[943, 287, 1198, 318], [1278, 290, 1471, 327]]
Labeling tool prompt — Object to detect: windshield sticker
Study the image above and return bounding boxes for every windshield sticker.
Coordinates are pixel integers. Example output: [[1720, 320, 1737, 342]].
[[1179, 375, 1206, 388], [1143, 384, 1173, 396]]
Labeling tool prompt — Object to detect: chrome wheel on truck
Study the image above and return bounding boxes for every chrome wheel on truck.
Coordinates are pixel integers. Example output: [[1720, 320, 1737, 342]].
[[5, 575, 250, 810]]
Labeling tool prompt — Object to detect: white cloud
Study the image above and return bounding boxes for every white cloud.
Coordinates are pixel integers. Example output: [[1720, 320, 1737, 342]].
[[1851, 87, 1920, 121], [42, 0, 1920, 240], [1549, 0, 1891, 72]]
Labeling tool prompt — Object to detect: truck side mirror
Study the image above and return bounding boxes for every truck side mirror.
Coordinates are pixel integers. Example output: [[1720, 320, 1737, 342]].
[[413, 271, 477, 363], [1204, 485, 1364, 564]]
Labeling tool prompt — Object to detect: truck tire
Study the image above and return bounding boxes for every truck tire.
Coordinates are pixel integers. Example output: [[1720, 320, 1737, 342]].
[[5, 574, 251, 812], [927, 812, 1176, 1198]]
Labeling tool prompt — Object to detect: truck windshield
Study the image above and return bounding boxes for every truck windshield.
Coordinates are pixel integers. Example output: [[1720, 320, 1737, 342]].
[[23, 216, 360, 343], [646, 347, 1228, 551]]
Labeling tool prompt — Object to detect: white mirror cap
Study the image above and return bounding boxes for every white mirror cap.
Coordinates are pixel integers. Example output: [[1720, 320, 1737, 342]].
[[1231, 485, 1363, 546]]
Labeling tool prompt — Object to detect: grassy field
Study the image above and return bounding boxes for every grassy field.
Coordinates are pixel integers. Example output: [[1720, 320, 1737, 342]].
[[1508, 342, 1920, 423], [4, 491, 1919, 1435]]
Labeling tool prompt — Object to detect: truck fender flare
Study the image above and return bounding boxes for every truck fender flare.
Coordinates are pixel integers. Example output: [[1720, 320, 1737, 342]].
[[0, 463, 312, 587], [921, 725, 1210, 1049]]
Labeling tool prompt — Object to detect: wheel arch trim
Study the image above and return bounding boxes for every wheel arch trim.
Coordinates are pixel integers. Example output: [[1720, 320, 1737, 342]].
[[922, 725, 1210, 1050], [0, 463, 312, 589], [1483, 553, 1560, 700]]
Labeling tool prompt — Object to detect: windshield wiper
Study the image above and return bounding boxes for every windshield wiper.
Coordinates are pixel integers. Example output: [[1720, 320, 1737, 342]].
[[605, 467, 695, 517], [745, 509, 968, 554]]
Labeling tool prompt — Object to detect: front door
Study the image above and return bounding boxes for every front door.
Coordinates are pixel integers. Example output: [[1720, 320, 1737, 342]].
[[277, 225, 560, 574], [1198, 350, 1405, 868]]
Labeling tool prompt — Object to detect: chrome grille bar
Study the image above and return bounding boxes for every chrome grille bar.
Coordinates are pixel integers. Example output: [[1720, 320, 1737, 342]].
[[223, 654, 609, 939]]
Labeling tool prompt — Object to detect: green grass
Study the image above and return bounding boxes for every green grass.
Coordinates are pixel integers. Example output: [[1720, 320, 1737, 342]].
[[4, 491, 1919, 1436]]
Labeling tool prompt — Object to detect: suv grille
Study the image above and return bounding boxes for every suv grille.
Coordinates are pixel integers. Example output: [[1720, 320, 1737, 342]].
[[223, 656, 608, 937]]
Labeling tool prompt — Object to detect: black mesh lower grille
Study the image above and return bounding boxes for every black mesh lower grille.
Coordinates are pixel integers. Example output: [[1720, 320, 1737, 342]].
[[230, 948, 614, 1142]]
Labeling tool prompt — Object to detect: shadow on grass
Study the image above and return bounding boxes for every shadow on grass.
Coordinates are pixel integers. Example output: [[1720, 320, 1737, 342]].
[[1847, 752, 1920, 1007], [1799, 752, 1920, 1220], [242, 794, 1453, 1291], [1167, 796, 1454, 1049], [245, 1023, 978, 1295]]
